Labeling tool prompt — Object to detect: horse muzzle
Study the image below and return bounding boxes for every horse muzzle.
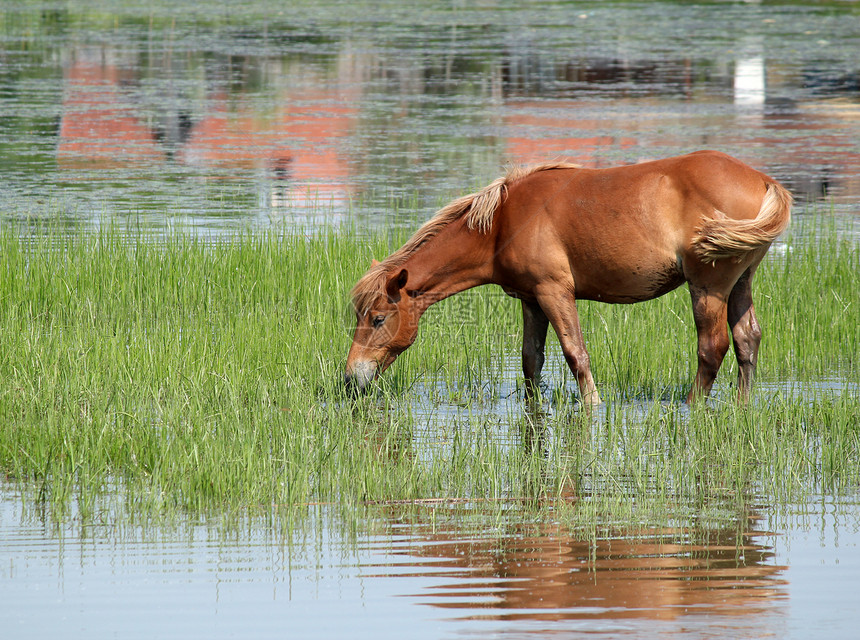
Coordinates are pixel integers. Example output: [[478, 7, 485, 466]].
[[344, 360, 378, 393]]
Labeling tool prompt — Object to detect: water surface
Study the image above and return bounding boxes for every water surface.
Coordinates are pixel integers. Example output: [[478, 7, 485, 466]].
[[2, 0, 859, 234], [2, 488, 858, 639]]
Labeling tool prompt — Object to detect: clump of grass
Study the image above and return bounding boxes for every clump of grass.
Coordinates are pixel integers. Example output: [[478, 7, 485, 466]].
[[759, 217, 859, 378], [0, 214, 857, 530]]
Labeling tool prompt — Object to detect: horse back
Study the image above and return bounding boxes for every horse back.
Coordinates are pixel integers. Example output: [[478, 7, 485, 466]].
[[492, 151, 782, 303]]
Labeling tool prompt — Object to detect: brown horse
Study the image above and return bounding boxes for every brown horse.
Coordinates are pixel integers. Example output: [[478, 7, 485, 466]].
[[345, 151, 792, 405]]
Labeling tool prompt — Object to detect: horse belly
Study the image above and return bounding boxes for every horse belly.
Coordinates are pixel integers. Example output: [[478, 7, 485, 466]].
[[573, 253, 685, 303]]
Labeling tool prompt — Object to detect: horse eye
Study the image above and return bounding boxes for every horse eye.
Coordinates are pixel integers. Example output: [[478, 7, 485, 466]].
[[372, 314, 386, 328]]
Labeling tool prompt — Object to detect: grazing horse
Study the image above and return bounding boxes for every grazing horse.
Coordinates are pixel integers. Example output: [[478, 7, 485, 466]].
[[346, 151, 792, 405]]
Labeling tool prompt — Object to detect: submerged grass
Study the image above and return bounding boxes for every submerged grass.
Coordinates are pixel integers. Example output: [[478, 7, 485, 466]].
[[0, 215, 857, 529]]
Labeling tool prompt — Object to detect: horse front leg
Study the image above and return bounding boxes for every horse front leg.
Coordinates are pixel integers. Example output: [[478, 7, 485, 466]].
[[687, 286, 731, 403], [521, 299, 549, 400], [728, 269, 762, 403], [535, 288, 601, 407]]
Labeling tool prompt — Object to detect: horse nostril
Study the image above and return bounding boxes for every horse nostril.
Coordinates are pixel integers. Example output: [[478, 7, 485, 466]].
[[344, 361, 377, 392]]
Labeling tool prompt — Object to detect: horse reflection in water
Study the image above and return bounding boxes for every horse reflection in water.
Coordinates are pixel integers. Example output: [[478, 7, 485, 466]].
[[371, 506, 787, 626], [346, 151, 791, 405]]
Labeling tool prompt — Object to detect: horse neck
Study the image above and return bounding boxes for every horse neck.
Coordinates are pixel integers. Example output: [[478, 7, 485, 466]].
[[400, 217, 495, 314]]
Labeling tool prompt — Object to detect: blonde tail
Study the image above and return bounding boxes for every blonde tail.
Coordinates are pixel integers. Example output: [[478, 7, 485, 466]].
[[693, 181, 793, 262]]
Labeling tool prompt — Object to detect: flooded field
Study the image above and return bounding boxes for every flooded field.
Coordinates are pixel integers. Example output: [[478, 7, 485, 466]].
[[1, 1, 859, 638]]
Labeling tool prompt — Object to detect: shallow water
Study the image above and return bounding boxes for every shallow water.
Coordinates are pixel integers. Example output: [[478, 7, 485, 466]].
[[1, 0, 859, 235], [1, 486, 858, 639]]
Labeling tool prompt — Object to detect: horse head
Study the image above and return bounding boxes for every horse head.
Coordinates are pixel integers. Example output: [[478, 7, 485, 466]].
[[345, 264, 419, 391]]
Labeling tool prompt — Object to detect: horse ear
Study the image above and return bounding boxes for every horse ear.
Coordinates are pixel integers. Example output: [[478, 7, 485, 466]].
[[371, 259, 380, 267], [385, 269, 408, 301]]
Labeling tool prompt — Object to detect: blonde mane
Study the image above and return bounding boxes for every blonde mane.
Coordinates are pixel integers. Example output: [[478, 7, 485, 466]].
[[351, 161, 579, 315]]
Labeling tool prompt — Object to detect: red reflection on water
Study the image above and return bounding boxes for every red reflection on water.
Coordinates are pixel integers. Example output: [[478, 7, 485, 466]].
[[504, 100, 639, 168], [57, 50, 358, 207], [177, 88, 357, 205], [175, 91, 280, 168], [58, 56, 164, 168], [55, 49, 860, 208]]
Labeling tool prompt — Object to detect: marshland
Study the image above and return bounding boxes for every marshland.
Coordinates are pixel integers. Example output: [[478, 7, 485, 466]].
[[2, 1, 860, 638]]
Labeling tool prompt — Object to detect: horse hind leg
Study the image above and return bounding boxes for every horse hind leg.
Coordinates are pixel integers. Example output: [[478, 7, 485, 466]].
[[728, 269, 762, 402], [687, 286, 731, 403], [521, 299, 549, 400]]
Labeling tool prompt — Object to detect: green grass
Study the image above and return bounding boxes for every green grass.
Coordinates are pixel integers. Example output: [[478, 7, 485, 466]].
[[0, 216, 857, 529]]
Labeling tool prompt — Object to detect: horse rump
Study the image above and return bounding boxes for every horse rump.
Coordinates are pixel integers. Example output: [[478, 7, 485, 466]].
[[692, 181, 793, 262]]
